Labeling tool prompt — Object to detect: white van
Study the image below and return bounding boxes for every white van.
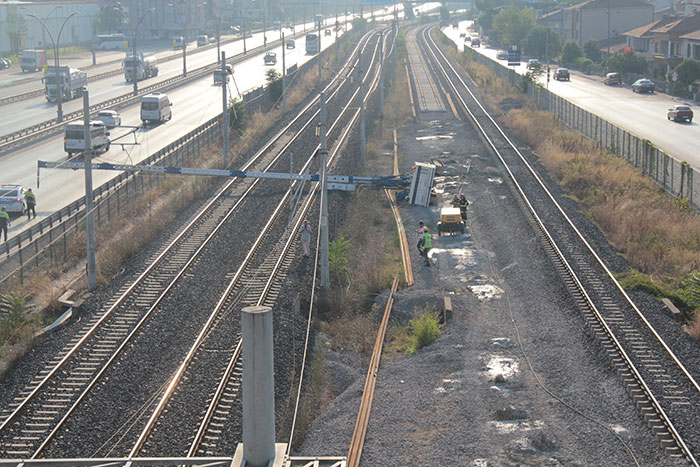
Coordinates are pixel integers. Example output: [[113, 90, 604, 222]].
[[140, 93, 172, 124], [64, 121, 110, 155], [197, 35, 208, 46]]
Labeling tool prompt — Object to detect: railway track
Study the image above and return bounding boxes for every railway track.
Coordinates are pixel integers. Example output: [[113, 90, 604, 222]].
[[419, 25, 700, 465], [132, 29, 390, 459], [0, 28, 384, 460]]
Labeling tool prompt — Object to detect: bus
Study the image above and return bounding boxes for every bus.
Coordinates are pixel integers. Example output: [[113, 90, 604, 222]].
[[96, 34, 128, 50], [305, 33, 319, 54]]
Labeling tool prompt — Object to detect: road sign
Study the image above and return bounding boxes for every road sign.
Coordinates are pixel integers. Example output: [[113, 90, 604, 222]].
[[507, 49, 521, 67]]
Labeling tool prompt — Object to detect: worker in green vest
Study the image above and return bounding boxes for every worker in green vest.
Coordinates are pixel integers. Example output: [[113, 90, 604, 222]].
[[0, 207, 10, 242], [24, 188, 36, 220], [420, 226, 432, 267]]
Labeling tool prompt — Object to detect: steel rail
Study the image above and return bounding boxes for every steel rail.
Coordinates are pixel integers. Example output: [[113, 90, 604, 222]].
[[126, 30, 383, 457], [0, 30, 374, 458], [421, 26, 699, 465]]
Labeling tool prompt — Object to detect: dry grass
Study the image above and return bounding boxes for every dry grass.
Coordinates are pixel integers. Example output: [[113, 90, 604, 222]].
[[686, 310, 700, 340]]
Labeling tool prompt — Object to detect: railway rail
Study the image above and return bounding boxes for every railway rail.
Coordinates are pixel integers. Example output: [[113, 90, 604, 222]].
[[0, 28, 385, 460], [419, 25, 700, 465]]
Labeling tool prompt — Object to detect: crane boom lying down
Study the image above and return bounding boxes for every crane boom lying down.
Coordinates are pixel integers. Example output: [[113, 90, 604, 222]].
[[37, 160, 411, 190]]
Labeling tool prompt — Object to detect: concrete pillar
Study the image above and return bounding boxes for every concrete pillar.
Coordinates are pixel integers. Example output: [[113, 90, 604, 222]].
[[242, 306, 276, 467]]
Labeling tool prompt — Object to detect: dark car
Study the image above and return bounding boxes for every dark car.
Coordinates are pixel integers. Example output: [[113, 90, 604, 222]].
[[667, 105, 693, 123], [471, 38, 480, 47], [603, 72, 621, 86], [632, 78, 655, 93], [554, 68, 570, 81]]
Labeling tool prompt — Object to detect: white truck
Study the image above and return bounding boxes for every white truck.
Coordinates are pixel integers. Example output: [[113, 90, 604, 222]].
[[64, 121, 111, 155], [124, 53, 158, 81], [44, 66, 88, 102], [20, 49, 46, 72]]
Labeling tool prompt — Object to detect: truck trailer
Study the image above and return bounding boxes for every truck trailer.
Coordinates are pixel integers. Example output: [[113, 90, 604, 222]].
[[124, 53, 159, 81], [44, 66, 88, 102], [20, 49, 46, 72]]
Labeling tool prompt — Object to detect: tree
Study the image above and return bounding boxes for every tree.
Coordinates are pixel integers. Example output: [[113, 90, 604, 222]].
[[583, 40, 601, 63], [229, 99, 247, 136], [5, 7, 27, 55], [672, 59, 700, 88], [561, 40, 582, 66], [523, 26, 562, 60], [440, 5, 450, 23], [96, 7, 122, 34], [265, 68, 282, 103], [492, 5, 537, 49], [607, 50, 647, 75]]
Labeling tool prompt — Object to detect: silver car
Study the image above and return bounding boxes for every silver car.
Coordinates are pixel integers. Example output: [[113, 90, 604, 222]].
[[95, 110, 122, 128], [0, 184, 26, 214]]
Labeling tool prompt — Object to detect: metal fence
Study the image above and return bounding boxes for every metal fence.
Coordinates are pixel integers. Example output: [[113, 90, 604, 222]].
[[0, 41, 329, 288], [467, 50, 697, 208]]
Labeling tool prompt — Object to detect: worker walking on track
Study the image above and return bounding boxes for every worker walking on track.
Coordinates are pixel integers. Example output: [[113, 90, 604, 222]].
[[420, 227, 432, 267], [458, 194, 469, 221], [0, 207, 10, 242], [24, 189, 36, 220], [416, 221, 425, 254], [299, 220, 313, 257]]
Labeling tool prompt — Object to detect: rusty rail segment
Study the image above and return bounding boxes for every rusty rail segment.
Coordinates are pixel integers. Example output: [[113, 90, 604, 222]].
[[347, 276, 399, 467]]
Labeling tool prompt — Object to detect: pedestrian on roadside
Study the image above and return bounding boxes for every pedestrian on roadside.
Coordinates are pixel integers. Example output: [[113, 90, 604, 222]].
[[416, 221, 425, 254], [299, 220, 313, 257], [24, 188, 36, 220], [420, 226, 432, 267], [0, 207, 10, 242]]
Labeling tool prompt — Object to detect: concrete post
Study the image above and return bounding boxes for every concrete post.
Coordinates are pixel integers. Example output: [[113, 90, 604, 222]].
[[222, 52, 229, 167], [241, 306, 276, 467], [282, 33, 287, 114], [317, 16, 322, 87], [83, 90, 96, 291], [320, 92, 330, 288], [379, 31, 384, 118]]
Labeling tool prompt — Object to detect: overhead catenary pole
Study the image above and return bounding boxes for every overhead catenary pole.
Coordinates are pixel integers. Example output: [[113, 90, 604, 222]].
[[320, 92, 329, 288], [317, 14, 322, 86], [282, 32, 287, 114], [222, 51, 229, 167], [82, 90, 97, 291]]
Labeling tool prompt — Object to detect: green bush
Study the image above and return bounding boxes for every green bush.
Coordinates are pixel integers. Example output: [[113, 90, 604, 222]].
[[576, 57, 593, 73], [409, 308, 440, 353]]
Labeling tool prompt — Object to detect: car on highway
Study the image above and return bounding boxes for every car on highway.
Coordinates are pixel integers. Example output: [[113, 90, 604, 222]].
[[95, 110, 122, 128], [0, 58, 11, 69], [0, 184, 25, 215], [471, 38, 480, 47], [554, 68, 570, 81], [464, 35, 471, 43], [286, 39, 295, 49], [140, 92, 172, 124], [496, 50, 508, 60], [264, 52, 277, 65], [325, 29, 331, 36], [64, 121, 111, 155], [527, 59, 541, 69], [667, 105, 693, 123], [632, 78, 655, 93], [603, 72, 622, 86]]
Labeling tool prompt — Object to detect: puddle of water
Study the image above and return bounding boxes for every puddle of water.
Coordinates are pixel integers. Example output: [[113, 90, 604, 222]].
[[468, 284, 503, 300], [416, 135, 454, 141], [485, 355, 519, 379], [490, 419, 544, 433]]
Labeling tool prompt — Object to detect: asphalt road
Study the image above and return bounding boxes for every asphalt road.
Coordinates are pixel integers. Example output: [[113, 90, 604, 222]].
[[442, 21, 700, 168]]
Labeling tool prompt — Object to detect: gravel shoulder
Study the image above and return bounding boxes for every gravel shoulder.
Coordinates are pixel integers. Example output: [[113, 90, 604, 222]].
[[296, 110, 688, 466]]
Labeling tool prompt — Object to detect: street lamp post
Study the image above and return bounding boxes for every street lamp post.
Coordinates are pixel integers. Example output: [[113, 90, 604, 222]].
[[28, 11, 78, 123], [168, 2, 202, 77], [114, 6, 154, 96]]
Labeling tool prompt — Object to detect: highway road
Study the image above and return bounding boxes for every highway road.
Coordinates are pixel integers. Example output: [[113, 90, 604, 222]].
[[442, 21, 700, 168], [0, 21, 348, 240]]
